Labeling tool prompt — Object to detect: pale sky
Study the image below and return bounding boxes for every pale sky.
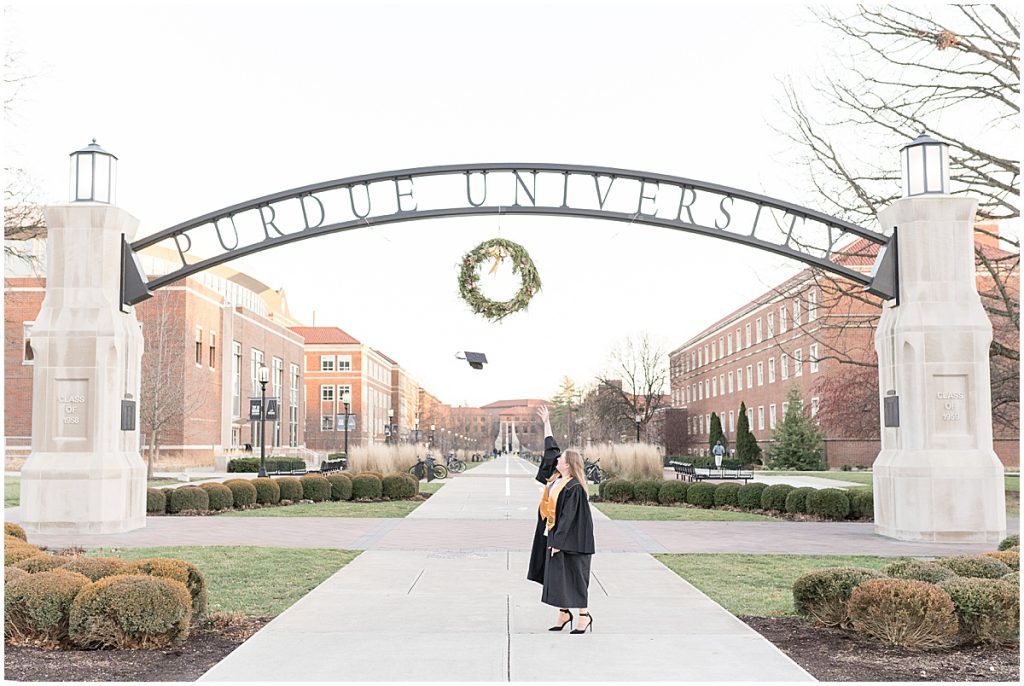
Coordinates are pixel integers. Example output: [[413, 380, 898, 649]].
[[5, 1, 863, 407]]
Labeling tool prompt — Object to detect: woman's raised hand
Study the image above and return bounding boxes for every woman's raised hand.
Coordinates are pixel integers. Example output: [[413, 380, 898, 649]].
[[537, 405, 550, 422]]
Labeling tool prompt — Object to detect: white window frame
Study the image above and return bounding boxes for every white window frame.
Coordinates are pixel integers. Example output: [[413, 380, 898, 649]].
[[811, 396, 820, 418], [782, 401, 789, 418], [781, 353, 789, 380], [727, 371, 734, 394], [321, 384, 335, 402], [735, 328, 742, 351], [232, 341, 241, 417], [756, 318, 763, 343], [728, 410, 735, 433], [794, 348, 803, 376], [767, 312, 774, 338], [698, 382, 703, 400], [768, 357, 776, 384], [209, 332, 216, 369], [745, 323, 752, 347], [320, 355, 336, 372], [769, 403, 777, 430], [719, 374, 724, 395], [745, 365, 753, 388], [718, 337, 724, 359], [756, 361, 764, 386], [338, 354, 352, 371], [757, 406, 765, 431], [195, 326, 203, 367], [810, 344, 820, 373], [712, 377, 717, 397], [727, 333, 733, 355], [736, 367, 743, 392], [22, 322, 34, 364], [808, 289, 818, 321], [780, 306, 788, 333], [251, 349, 264, 396], [793, 297, 802, 326]]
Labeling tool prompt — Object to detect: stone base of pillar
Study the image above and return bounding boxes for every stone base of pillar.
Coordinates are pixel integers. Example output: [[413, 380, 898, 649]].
[[19, 451, 146, 535], [874, 448, 1006, 543]]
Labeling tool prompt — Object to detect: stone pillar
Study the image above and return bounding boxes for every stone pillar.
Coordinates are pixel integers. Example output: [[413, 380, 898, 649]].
[[873, 196, 1006, 543], [20, 204, 146, 534]]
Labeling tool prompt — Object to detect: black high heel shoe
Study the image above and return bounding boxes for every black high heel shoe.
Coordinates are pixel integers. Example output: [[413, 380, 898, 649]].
[[570, 611, 593, 634], [548, 609, 573, 631]]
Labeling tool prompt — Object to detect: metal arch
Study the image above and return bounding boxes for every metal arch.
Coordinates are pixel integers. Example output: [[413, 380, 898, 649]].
[[122, 163, 898, 306]]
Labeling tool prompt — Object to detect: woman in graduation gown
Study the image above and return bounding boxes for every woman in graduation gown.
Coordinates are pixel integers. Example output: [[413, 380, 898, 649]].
[[528, 405, 596, 634]]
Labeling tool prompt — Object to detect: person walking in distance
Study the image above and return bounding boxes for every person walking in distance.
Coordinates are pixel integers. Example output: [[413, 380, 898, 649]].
[[713, 439, 726, 468], [527, 405, 596, 634]]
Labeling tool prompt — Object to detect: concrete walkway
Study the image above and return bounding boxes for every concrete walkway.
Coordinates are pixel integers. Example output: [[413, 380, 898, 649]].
[[198, 455, 813, 682]]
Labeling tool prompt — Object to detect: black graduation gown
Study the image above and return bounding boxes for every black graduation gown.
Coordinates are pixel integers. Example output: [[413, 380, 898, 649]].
[[541, 478, 595, 608], [527, 436, 561, 584]]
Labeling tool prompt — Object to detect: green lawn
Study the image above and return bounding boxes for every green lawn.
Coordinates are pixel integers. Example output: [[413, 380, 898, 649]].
[[86, 546, 358, 617], [419, 482, 444, 495], [5, 478, 20, 507], [219, 500, 426, 518], [656, 553, 894, 617], [595, 503, 778, 522]]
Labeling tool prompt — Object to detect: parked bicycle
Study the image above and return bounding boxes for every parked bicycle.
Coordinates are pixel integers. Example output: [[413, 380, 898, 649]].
[[584, 457, 603, 484], [446, 454, 466, 473], [408, 455, 449, 480]]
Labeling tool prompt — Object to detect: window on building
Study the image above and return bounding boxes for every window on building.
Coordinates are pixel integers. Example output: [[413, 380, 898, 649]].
[[685, 385, 690, 403], [22, 322, 34, 364], [768, 357, 776, 384], [745, 365, 753, 388], [712, 377, 717, 397], [793, 297, 802, 326], [745, 323, 752, 347], [718, 337, 724, 359], [810, 344, 820, 373], [321, 415, 335, 430], [735, 328, 742, 351], [691, 351, 696, 369], [704, 344, 710, 365], [756, 318, 763, 343], [769, 403, 777, 430], [320, 355, 335, 372], [727, 333, 733, 355], [272, 357, 283, 403], [781, 353, 789, 380], [808, 289, 818, 321], [719, 374, 724, 395], [704, 379, 710, 398], [209, 332, 216, 368], [811, 396, 820, 417], [711, 343, 717, 363], [338, 355, 352, 371], [782, 401, 789, 418], [757, 406, 765, 431], [698, 349, 703, 367], [232, 342, 241, 417], [747, 407, 754, 428], [756, 361, 764, 386], [794, 348, 803, 376], [727, 371, 734, 394], [698, 382, 703, 400], [250, 349, 264, 396], [767, 312, 774, 337], [195, 327, 203, 365], [321, 385, 335, 402], [728, 410, 734, 433], [706, 414, 711, 434], [289, 363, 299, 447], [780, 306, 788, 333]]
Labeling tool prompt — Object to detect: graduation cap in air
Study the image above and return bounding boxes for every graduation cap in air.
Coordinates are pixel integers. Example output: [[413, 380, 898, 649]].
[[455, 351, 488, 370]]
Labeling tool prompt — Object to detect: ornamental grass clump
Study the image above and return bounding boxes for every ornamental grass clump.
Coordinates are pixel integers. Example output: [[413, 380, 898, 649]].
[[848, 578, 959, 649], [658, 481, 688, 505], [760, 484, 794, 512], [602, 479, 634, 504], [300, 474, 332, 502], [146, 488, 167, 514], [127, 557, 208, 617], [587, 443, 663, 481], [935, 555, 1012, 579], [998, 535, 1019, 551], [69, 574, 192, 649], [223, 479, 257, 507], [381, 473, 416, 500], [4, 536, 42, 566], [14, 554, 66, 574], [60, 557, 129, 582], [351, 474, 382, 500], [884, 559, 957, 584], [632, 479, 663, 504], [5, 522, 26, 541], [737, 482, 769, 510], [792, 567, 884, 628], [167, 486, 209, 514], [199, 483, 234, 511], [252, 477, 281, 505], [805, 488, 850, 520], [938, 577, 1020, 645], [984, 550, 1019, 571], [713, 482, 741, 507], [784, 487, 815, 514], [326, 474, 353, 501], [686, 482, 716, 508], [275, 477, 304, 502], [5, 569, 91, 647]]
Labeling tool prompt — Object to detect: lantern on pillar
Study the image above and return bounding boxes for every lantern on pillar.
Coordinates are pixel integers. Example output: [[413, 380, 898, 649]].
[[69, 139, 118, 204], [900, 132, 950, 197]]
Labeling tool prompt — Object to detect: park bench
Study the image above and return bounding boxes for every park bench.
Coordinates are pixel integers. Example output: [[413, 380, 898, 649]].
[[693, 467, 755, 484], [319, 458, 347, 474], [668, 461, 698, 481]]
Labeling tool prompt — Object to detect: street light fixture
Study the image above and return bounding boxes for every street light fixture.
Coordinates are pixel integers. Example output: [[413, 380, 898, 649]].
[[341, 390, 352, 458], [901, 132, 950, 197], [635, 411, 642, 443], [257, 365, 270, 477], [69, 139, 118, 204], [387, 408, 395, 445]]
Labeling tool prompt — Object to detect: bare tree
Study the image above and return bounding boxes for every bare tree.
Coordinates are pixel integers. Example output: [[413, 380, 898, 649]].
[[593, 333, 669, 440], [138, 296, 208, 478]]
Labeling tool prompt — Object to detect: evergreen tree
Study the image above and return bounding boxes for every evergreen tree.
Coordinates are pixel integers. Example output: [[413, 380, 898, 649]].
[[708, 412, 725, 452], [765, 387, 826, 470], [735, 401, 761, 466]]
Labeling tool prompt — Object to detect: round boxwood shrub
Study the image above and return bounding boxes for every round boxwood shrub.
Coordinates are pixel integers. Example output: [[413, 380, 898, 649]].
[[985, 550, 1019, 571], [805, 488, 851, 520], [939, 577, 1020, 645], [998, 535, 1019, 551], [784, 487, 815, 514], [1000, 572, 1018, 584], [400, 472, 419, 496], [199, 483, 234, 511], [4, 537, 42, 566], [69, 574, 192, 649], [597, 478, 611, 500], [686, 482, 716, 508], [223, 479, 257, 508], [848, 488, 874, 520], [884, 559, 957, 584], [936, 555, 1012, 579], [14, 554, 65, 574], [275, 477, 304, 502], [146, 488, 167, 514], [603, 479, 634, 504], [251, 477, 281, 505], [658, 481, 688, 505], [326, 474, 353, 501], [351, 474, 383, 500], [760, 484, 794, 512], [60, 557, 129, 582], [381, 473, 416, 500], [633, 479, 663, 504], [300, 474, 332, 502], [127, 558, 208, 617], [737, 482, 769, 510], [360, 470, 385, 481], [5, 569, 91, 646], [5, 522, 27, 541], [713, 482, 741, 507], [166, 486, 209, 514], [848, 578, 959, 649], [6, 565, 29, 585], [792, 566, 885, 628]]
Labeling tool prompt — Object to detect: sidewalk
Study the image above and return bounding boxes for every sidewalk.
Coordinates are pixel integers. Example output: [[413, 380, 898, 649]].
[[199, 455, 814, 682]]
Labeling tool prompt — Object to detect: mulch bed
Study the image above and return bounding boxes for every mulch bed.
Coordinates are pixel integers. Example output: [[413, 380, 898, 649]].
[[741, 616, 1020, 682], [3, 614, 268, 682]]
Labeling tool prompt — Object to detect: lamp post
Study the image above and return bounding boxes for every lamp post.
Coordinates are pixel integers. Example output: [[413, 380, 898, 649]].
[[635, 411, 642, 443], [387, 408, 394, 445], [257, 365, 270, 477], [430, 424, 435, 450], [413, 417, 420, 445], [341, 391, 351, 458]]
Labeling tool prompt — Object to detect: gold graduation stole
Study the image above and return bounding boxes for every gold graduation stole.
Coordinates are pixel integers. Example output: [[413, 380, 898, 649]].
[[539, 476, 573, 533]]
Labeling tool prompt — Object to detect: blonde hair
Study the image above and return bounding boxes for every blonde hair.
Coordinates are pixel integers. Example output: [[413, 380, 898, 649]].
[[561, 449, 589, 499]]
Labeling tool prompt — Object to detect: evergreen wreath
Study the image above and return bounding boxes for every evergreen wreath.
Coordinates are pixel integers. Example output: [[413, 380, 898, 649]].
[[458, 238, 542, 321]]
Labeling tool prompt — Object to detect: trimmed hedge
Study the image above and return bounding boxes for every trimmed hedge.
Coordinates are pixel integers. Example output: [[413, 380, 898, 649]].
[[5, 569, 91, 646], [146, 488, 167, 514], [252, 477, 281, 505], [276, 477, 304, 501], [687, 455, 747, 470], [166, 486, 209, 514], [998, 535, 1019, 551], [939, 577, 1020, 645], [848, 488, 874, 520], [884, 559, 957, 584], [785, 487, 816, 514], [805, 488, 850, 520], [760, 484, 795, 512], [69, 574, 192, 649], [223, 479, 258, 508], [736, 482, 769, 510], [792, 566, 884, 628], [126, 557, 208, 617], [227, 457, 306, 473], [326, 474, 353, 501], [603, 479, 634, 504], [4, 537, 42, 566], [658, 481, 688, 505], [1000, 572, 1018, 584], [6, 565, 29, 585], [400, 472, 420, 496], [936, 555, 1013, 579], [351, 474, 383, 500], [60, 557, 129, 582], [199, 483, 234, 511], [633, 480, 663, 504], [382, 473, 416, 500], [985, 550, 1019, 571], [848, 578, 958, 649], [713, 482, 741, 507], [686, 482, 716, 508], [300, 474, 332, 502], [5, 522, 27, 541], [14, 554, 66, 574]]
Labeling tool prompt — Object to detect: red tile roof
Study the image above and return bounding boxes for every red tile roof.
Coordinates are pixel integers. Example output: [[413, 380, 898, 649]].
[[480, 399, 550, 409], [289, 326, 360, 345]]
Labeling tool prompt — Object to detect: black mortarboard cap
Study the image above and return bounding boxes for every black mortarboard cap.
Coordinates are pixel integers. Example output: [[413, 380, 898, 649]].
[[464, 352, 487, 370]]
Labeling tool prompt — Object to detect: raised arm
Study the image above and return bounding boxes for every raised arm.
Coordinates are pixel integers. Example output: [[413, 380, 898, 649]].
[[537, 404, 553, 438], [535, 405, 559, 483]]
